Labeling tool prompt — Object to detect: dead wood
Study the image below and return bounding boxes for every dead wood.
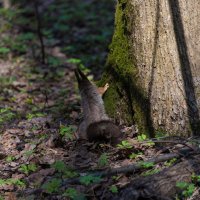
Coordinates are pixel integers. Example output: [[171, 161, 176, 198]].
[[61, 147, 194, 185], [114, 154, 200, 200], [24, 147, 199, 196]]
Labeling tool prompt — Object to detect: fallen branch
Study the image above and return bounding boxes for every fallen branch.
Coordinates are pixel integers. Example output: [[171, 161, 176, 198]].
[[61, 147, 195, 185], [24, 147, 199, 195], [141, 139, 197, 151], [116, 154, 200, 200]]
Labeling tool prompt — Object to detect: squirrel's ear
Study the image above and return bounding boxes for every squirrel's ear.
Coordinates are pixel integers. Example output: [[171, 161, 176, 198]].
[[77, 68, 88, 80], [74, 69, 81, 83]]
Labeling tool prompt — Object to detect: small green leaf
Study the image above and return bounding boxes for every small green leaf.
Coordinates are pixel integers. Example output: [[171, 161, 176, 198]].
[[176, 182, 188, 189], [0, 47, 10, 54], [137, 134, 147, 141], [142, 169, 160, 176], [59, 125, 75, 140], [98, 153, 108, 167], [6, 155, 15, 162], [117, 140, 132, 149], [63, 188, 78, 199], [109, 185, 118, 193], [129, 152, 143, 159], [63, 188, 86, 200], [19, 164, 37, 175], [176, 182, 195, 198], [42, 178, 61, 193], [138, 161, 155, 168], [80, 175, 102, 186], [67, 58, 81, 64], [52, 160, 66, 173]]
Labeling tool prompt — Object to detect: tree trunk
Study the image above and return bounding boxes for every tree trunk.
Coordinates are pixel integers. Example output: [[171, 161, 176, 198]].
[[104, 0, 200, 136], [2, 0, 11, 8]]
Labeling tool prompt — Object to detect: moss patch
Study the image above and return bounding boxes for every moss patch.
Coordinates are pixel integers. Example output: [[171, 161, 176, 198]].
[[104, 84, 119, 119], [107, 0, 136, 77], [103, 0, 154, 135]]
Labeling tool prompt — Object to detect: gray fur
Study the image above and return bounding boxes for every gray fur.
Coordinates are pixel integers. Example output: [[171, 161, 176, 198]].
[[75, 68, 121, 144]]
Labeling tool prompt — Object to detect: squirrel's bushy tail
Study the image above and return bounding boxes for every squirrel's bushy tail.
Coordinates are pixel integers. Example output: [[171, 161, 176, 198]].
[[75, 68, 122, 145]]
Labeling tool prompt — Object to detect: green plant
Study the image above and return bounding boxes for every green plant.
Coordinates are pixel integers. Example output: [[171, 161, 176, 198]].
[[42, 178, 61, 193], [155, 131, 166, 138], [137, 134, 147, 141], [0, 178, 25, 188], [145, 141, 155, 147], [129, 152, 143, 159], [25, 97, 33, 105], [23, 150, 35, 157], [6, 155, 15, 162], [137, 134, 155, 146], [138, 161, 155, 169], [191, 173, 200, 183], [63, 188, 78, 199], [80, 175, 102, 186], [56, 70, 65, 78], [0, 47, 10, 55], [63, 188, 86, 200], [67, 58, 82, 64], [0, 8, 37, 56], [48, 56, 63, 67], [59, 125, 75, 140], [98, 153, 108, 167], [112, 175, 121, 181], [52, 161, 78, 178], [19, 163, 37, 175], [176, 182, 195, 198], [59, 88, 69, 96], [0, 76, 16, 86], [142, 169, 160, 176], [10, 97, 17, 102], [109, 185, 118, 194], [67, 58, 89, 73], [30, 126, 38, 131], [0, 107, 15, 125], [2, 35, 28, 54], [26, 112, 46, 120], [17, 32, 35, 41], [117, 140, 132, 149], [164, 158, 177, 167], [52, 160, 66, 173], [37, 133, 48, 140]]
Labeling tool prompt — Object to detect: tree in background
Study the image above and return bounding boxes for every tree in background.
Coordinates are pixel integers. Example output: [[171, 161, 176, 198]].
[[104, 0, 200, 137], [2, 0, 11, 9]]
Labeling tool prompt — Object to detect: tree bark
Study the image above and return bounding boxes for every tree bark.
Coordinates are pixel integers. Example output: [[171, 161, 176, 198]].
[[104, 0, 200, 136], [2, 0, 11, 8]]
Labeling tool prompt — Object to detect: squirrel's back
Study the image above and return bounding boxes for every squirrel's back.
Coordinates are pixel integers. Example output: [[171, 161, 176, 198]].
[[75, 68, 122, 144]]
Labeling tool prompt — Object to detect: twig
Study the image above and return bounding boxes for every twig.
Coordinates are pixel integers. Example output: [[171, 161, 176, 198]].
[[34, 0, 46, 64], [141, 139, 196, 151]]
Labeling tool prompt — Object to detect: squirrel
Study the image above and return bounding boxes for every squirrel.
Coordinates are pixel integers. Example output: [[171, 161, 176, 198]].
[[75, 68, 122, 145]]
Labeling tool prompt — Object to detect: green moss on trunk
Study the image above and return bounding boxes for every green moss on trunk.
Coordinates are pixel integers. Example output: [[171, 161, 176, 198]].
[[102, 0, 154, 136]]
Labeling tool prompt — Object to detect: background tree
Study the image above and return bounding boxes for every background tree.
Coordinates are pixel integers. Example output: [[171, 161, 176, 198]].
[[2, 0, 11, 9], [103, 0, 200, 137]]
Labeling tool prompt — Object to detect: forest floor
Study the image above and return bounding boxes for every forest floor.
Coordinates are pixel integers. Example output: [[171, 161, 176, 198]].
[[0, 1, 195, 200]]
